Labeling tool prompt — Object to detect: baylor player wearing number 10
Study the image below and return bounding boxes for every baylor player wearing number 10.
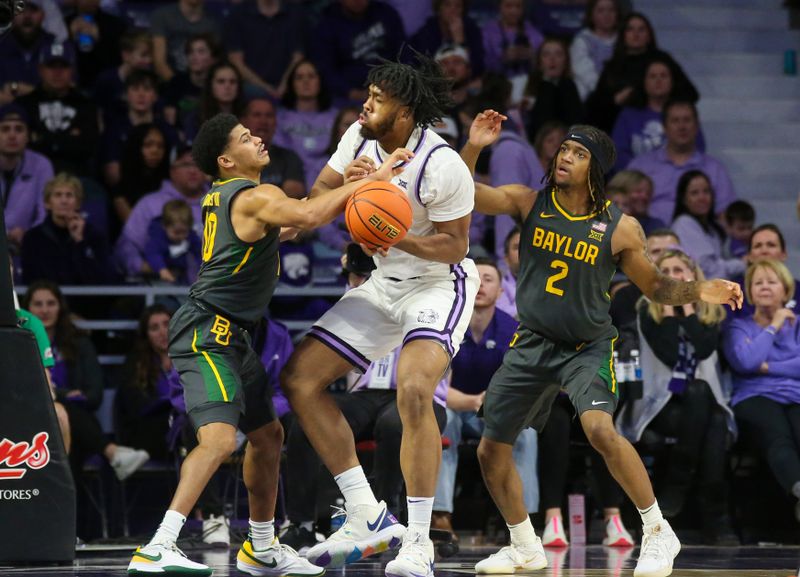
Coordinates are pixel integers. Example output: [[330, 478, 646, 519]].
[[460, 110, 743, 577], [127, 113, 410, 577]]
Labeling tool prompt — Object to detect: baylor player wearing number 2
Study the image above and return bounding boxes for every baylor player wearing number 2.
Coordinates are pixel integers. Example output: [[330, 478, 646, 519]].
[[127, 113, 410, 577], [460, 111, 743, 577]]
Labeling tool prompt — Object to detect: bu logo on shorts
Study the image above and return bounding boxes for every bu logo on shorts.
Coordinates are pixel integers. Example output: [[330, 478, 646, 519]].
[[417, 309, 439, 324], [210, 315, 232, 346]]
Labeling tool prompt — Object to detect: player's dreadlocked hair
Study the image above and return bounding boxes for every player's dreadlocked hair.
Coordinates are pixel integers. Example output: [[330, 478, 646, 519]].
[[545, 124, 616, 217], [366, 50, 454, 128]]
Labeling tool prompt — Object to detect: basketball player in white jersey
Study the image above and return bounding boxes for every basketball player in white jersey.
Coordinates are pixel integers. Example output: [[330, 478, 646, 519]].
[[280, 55, 478, 577]]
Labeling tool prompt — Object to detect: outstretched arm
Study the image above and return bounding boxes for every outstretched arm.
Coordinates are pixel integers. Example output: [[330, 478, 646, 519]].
[[615, 215, 743, 309], [460, 109, 536, 221], [242, 148, 414, 230]]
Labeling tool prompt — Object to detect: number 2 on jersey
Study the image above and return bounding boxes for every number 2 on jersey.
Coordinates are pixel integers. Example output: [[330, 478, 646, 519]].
[[545, 259, 568, 296], [202, 213, 218, 262]]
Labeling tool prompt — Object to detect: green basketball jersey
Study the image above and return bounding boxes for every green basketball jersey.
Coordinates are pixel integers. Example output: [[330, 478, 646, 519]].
[[189, 177, 280, 325], [516, 186, 623, 344]]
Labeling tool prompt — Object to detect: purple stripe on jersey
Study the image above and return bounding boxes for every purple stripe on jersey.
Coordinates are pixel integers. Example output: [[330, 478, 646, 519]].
[[404, 328, 454, 357], [444, 264, 467, 333], [375, 128, 428, 167], [414, 144, 451, 206], [308, 326, 370, 372], [354, 138, 368, 158]]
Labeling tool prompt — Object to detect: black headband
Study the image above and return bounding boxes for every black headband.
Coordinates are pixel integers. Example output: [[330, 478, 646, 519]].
[[562, 130, 612, 175]]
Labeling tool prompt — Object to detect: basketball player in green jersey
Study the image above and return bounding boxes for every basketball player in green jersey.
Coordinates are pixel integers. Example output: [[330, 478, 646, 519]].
[[127, 113, 411, 577], [459, 111, 742, 577]]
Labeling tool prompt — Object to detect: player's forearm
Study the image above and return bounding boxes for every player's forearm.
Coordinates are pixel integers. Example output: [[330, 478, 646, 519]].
[[394, 232, 468, 264], [460, 142, 483, 176], [651, 275, 700, 306], [303, 178, 377, 228]]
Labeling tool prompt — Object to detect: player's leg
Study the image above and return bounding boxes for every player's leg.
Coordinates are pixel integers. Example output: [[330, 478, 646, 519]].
[[569, 338, 679, 577], [282, 282, 405, 568], [129, 306, 242, 576], [383, 339, 448, 577], [474, 328, 558, 574], [384, 270, 478, 577], [282, 337, 364, 475], [232, 347, 324, 577]]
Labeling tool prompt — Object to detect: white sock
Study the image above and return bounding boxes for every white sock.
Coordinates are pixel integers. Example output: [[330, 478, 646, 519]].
[[250, 519, 275, 550], [507, 517, 537, 547], [638, 500, 665, 529], [150, 510, 186, 546], [407, 496, 434, 538], [300, 521, 314, 532], [334, 466, 378, 508]]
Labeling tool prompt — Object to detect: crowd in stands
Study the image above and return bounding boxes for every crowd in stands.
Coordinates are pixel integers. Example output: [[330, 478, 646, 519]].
[[4, 0, 800, 549]]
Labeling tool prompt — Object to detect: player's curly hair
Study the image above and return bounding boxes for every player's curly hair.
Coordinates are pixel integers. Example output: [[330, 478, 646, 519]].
[[192, 113, 240, 179], [545, 124, 616, 217], [366, 50, 454, 129]]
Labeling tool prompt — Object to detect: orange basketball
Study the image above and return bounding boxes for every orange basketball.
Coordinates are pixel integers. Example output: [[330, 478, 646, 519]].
[[345, 181, 413, 250]]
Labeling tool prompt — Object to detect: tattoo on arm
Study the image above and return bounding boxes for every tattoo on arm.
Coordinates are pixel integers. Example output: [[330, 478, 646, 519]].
[[653, 276, 700, 305], [630, 217, 699, 305]]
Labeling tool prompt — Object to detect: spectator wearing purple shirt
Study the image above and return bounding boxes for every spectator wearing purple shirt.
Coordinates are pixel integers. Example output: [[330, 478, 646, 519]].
[[482, 0, 544, 78], [144, 199, 202, 285], [571, 0, 619, 102], [310, 0, 405, 104], [224, 0, 306, 100], [628, 100, 735, 225], [723, 260, 800, 519], [729, 224, 798, 322], [495, 226, 519, 318], [114, 147, 207, 279], [0, 0, 54, 104], [670, 170, 744, 281], [432, 259, 536, 534], [612, 57, 705, 172], [410, 0, 484, 79], [275, 60, 339, 192], [0, 103, 51, 249]]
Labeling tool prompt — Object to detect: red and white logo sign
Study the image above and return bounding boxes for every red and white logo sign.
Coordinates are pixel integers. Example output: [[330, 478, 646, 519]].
[[0, 432, 51, 479]]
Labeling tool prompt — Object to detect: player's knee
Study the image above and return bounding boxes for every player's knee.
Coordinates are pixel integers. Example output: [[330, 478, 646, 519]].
[[198, 429, 238, 460], [280, 363, 306, 400], [477, 438, 504, 472], [584, 421, 619, 455], [248, 420, 284, 452], [396, 380, 432, 420]]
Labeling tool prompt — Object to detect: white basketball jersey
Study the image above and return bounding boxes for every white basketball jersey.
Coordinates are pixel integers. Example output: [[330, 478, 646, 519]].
[[328, 121, 475, 280]]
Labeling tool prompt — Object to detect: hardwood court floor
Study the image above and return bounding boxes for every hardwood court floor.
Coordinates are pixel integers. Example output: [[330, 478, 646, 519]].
[[1, 544, 799, 577]]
